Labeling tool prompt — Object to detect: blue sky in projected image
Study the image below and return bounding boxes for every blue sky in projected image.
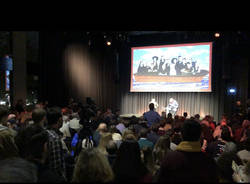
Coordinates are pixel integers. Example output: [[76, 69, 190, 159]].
[[132, 44, 211, 74]]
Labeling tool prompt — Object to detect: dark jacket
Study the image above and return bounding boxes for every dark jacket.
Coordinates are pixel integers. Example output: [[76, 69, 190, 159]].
[[147, 131, 160, 145], [157, 141, 218, 182], [33, 161, 65, 183]]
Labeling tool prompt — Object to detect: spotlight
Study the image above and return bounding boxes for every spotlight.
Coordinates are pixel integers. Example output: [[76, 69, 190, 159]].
[[106, 41, 111, 46], [227, 87, 236, 95], [215, 32, 220, 38]]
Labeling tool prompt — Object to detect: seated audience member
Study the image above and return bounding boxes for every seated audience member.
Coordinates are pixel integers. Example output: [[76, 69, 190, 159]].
[[147, 123, 160, 145], [171, 127, 182, 146], [166, 113, 173, 121], [19, 105, 34, 127], [116, 119, 126, 134], [143, 103, 160, 127], [0, 105, 17, 137], [183, 112, 188, 119], [103, 108, 114, 125], [141, 146, 155, 179], [72, 148, 114, 182], [46, 107, 67, 181], [108, 125, 122, 148], [160, 111, 166, 120], [24, 126, 65, 182], [237, 138, 250, 164], [157, 119, 218, 182], [112, 140, 151, 182], [206, 125, 237, 161], [93, 123, 108, 146], [97, 132, 113, 155], [157, 119, 166, 136], [213, 118, 233, 139], [122, 130, 137, 141], [152, 135, 171, 173], [0, 124, 19, 160], [165, 129, 178, 151], [138, 128, 154, 150], [216, 151, 243, 182], [106, 140, 118, 167], [194, 114, 201, 123], [0, 157, 38, 183], [31, 107, 47, 128], [133, 119, 148, 135], [200, 123, 214, 152]]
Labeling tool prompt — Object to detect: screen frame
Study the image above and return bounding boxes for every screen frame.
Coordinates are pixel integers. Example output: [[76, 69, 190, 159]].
[[130, 42, 213, 92]]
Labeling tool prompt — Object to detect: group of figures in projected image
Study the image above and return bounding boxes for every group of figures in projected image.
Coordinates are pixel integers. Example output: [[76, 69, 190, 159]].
[[131, 43, 212, 92], [137, 55, 206, 77]]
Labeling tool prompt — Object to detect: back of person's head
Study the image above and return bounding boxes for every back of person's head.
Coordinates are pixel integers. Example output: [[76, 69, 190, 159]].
[[139, 128, 148, 138], [108, 124, 119, 134], [106, 140, 118, 155], [72, 148, 114, 182], [0, 157, 37, 182], [151, 123, 160, 133], [0, 128, 19, 160], [217, 152, 242, 182], [194, 114, 200, 120], [159, 119, 166, 128], [149, 103, 154, 111], [221, 125, 232, 142], [181, 119, 201, 141], [113, 140, 147, 181], [97, 123, 108, 133], [14, 125, 44, 158], [32, 108, 46, 124], [98, 132, 113, 149], [183, 112, 188, 118], [153, 135, 170, 164], [47, 106, 62, 126], [0, 105, 9, 124], [122, 131, 137, 141], [167, 113, 172, 119], [27, 130, 49, 161]]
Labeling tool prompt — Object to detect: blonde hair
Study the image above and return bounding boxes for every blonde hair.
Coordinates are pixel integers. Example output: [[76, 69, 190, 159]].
[[72, 148, 114, 182], [98, 132, 113, 155]]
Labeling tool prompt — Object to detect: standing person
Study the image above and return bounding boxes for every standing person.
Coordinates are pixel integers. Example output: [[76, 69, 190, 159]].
[[158, 56, 165, 74], [157, 119, 218, 182], [152, 56, 159, 72], [45, 107, 67, 181], [170, 58, 177, 76], [143, 103, 160, 127]]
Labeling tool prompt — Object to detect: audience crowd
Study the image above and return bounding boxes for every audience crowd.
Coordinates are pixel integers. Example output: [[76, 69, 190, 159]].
[[0, 98, 250, 182]]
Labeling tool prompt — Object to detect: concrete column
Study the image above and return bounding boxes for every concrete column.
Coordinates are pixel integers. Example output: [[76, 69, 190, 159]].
[[12, 32, 26, 105]]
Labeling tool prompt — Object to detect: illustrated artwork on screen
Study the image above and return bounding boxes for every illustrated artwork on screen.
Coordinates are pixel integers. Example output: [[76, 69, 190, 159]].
[[130, 42, 212, 92]]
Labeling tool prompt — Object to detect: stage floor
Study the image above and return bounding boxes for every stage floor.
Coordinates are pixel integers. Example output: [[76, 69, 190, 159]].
[[120, 114, 142, 118]]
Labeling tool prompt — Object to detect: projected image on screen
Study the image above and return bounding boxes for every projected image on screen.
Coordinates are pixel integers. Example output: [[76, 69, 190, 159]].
[[130, 42, 212, 92]]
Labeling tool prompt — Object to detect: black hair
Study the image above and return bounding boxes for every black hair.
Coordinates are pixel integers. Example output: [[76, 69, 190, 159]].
[[106, 140, 117, 155], [112, 140, 148, 181], [181, 119, 201, 141], [15, 125, 45, 159], [139, 128, 148, 138], [46, 107, 62, 125], [220, 126, 232, 142], [0, 105, 9, 122], [149, 103, 154, 111], [0, 157, 37, 182]]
